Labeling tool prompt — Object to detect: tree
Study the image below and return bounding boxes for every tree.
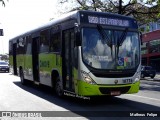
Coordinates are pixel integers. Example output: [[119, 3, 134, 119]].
[[0, 54, 9, 61], [0, 0, 7, 7], [57, 0, 160, 25]]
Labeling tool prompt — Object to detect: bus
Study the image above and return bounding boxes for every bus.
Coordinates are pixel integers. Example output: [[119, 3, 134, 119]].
[[9, 10, 141, 97]]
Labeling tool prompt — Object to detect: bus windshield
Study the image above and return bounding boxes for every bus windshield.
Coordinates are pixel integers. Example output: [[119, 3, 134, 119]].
[[82, 27, 140, 70]]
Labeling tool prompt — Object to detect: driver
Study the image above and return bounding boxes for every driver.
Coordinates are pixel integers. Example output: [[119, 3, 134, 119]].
[[83, 33, 105, 68]]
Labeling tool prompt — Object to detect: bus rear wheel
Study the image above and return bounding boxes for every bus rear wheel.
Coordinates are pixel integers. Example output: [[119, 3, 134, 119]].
[[55, 78, 63, 97]]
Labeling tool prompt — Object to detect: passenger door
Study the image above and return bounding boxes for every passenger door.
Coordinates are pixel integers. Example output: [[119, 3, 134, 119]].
[[62, 29, 75, 91], [32, 35, 40, 83], [13, 43, 17, 75]]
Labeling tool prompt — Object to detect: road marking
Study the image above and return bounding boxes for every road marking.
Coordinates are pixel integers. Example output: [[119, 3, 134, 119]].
[[127, 94, 160, 102]]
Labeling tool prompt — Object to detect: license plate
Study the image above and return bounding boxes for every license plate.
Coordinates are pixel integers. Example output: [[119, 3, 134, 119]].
[[111, 91, 121, 96]]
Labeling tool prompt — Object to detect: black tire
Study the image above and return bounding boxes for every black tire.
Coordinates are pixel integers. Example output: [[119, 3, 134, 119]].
[[20, 69, 26, 85], [55, 78, 63, 97], [151, 76, 155, 79]]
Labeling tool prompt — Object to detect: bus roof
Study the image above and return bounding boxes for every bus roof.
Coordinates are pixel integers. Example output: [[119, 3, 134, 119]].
[[9, 10, 137, 41]]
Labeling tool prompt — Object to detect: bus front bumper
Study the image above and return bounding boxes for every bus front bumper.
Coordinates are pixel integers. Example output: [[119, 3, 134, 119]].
[[77, 80, 140, 96]]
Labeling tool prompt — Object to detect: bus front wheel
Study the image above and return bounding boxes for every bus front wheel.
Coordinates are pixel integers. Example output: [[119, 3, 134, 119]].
[[55, 78, 63, 97]]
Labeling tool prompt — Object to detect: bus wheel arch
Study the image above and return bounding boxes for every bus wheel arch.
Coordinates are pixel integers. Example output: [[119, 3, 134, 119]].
[[51, 70, 63, 97]]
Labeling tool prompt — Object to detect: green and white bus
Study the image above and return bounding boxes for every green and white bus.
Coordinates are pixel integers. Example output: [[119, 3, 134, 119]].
[[9, 10, 141, 97]]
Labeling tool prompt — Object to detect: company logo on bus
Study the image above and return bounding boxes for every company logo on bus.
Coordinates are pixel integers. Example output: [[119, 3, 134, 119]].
[[114, 80, 118, 84]]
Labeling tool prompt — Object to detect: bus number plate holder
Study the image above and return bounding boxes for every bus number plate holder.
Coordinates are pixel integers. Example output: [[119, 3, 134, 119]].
[[111, 91, 121, 96]]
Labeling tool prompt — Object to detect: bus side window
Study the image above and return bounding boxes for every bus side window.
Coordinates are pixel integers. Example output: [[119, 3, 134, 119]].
[[40, 29, 50, 53], [26, 36, 32, 55], [50, 32, 61, 53], [17, 38, 25, 54]]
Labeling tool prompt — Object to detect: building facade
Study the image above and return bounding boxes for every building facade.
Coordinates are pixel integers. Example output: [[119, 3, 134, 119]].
[[142, 30, 160, 72]]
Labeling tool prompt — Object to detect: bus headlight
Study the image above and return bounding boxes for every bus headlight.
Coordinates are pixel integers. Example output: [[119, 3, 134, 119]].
[[134, 73, 140, 83], [81, 71, 96, 84]]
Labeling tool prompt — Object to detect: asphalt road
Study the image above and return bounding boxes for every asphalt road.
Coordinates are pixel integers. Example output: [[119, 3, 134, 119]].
[[0, 73, 160, 120]]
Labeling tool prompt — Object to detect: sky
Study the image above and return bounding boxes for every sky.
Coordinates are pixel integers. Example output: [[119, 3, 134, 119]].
[[0, 0, 58, 54]]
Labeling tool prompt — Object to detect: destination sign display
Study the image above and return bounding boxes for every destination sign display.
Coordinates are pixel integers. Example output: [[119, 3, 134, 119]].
[[79, 12, 137, 28], [88, 16, 129, 27]]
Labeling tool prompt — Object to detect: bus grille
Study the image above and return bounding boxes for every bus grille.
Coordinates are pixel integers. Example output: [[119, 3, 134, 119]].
[[93, 72, 134, 78], [99, 86, 131, 94]]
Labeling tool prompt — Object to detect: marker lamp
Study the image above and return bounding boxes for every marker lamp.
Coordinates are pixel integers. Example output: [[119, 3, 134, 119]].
[[134, 72, 140, 83], [81, 71, 96, 84]]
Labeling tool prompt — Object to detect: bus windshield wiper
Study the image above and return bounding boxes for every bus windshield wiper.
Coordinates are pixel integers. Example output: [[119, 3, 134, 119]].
[[97, 25, 112, 47], [117, 28, 128, 57], [118, 27, 128, 46], [97, 25, 113, 56]]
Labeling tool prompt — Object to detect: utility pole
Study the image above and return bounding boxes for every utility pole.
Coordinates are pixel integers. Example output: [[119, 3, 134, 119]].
[[0, 29, 3, 36], [0, 23, 3, 36], [0, 23, 4, 54]]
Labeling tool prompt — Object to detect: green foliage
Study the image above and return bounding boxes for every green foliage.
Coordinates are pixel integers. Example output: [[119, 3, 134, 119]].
[[0, 54, 9, 61], [131, 0, 137, 4], [57, 0, 160, 25], [0, 0, 5, 7]]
